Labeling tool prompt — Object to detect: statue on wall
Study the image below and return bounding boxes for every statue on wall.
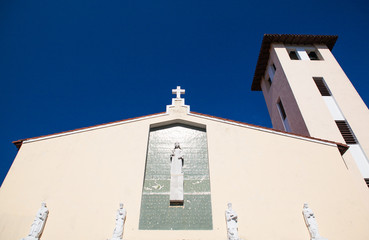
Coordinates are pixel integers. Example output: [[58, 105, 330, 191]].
[[302, 203, 328, 240], [225, 203, 240, 240], [169, 142, 185, 203], [110, 203, 127, 240], [22, 202, 49, 240], [170, 142, 184, 174]]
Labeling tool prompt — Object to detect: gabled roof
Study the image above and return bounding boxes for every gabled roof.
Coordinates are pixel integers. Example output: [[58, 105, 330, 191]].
[[13, 111, 349, 155], [12, 112, 166, 149], [251, 34, 338, 91]]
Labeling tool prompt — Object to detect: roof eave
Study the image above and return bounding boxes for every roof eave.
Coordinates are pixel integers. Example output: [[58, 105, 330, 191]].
[[190, 111, 348, 155], [12, 110, 348, 156], [251, 34, 338, 91], [12, 112, 167, 149]]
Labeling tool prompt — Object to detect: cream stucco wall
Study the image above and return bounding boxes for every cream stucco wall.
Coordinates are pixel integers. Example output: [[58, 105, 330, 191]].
[[1, 104, 369, 240]]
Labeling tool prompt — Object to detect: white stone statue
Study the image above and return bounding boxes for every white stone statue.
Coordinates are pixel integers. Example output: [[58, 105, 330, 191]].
[[169, 142, 185, 203], [302, 203, 327, 240], [110, 203, 127, 240], [170, 142, 184, 174], [225, 203, 240, 240], [22, 202, 49, 240]]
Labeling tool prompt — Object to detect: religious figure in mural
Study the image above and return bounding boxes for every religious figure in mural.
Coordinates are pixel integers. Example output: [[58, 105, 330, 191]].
[[22, 202, 49, 240], [170, 142, 184, 174], [225, 203, 240, 240], [110, 203, 127, 240], [302, 203, 327, 240]]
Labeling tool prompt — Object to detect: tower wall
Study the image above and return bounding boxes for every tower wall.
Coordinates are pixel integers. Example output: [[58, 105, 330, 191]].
[[260, 43, 309, 136], [259, 39, 369, 178]]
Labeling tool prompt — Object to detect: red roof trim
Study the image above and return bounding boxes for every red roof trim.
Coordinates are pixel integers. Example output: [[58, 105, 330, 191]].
[[12, 112, 166, 149], [190, 111, 348, 155], [13, 110, 348, 155]]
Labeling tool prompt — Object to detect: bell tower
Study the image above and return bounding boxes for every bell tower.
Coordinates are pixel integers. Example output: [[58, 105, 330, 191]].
[[252, 34, 369, 181]]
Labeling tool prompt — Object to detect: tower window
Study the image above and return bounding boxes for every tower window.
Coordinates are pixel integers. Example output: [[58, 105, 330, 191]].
[[286, 47, 322, 61], [267, 63, 276, 83], [277, 100, 287, 120], [264, 63, 276, 88], [289, 50, 299, 60], [335, 120, 358, 144], [313, 77, 331, 96], [277, 99, 291, 132], [267, 77, 272, 86], [307, 51, 319, 60], [272, 63, 276, 72]]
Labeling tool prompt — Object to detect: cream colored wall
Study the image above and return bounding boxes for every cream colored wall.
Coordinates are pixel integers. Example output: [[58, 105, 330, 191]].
[[204, 118, 369, 240], [273, 43, 369, 159], [1, 105, 369, 240]]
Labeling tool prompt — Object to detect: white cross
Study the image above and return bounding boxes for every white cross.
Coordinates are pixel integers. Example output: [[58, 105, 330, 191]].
[[172, 86, 185, 99]]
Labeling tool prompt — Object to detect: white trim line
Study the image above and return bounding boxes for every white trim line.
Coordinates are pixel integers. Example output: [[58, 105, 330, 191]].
[[188, 113, 338, 148], [23, 113, 169, 144]]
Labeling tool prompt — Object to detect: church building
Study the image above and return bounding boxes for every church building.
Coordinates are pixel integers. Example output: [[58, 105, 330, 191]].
[[1, 34, 369, 240]]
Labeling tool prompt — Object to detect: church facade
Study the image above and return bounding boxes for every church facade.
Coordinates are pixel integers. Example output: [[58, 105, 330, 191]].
[[1, 34, 369, 240]]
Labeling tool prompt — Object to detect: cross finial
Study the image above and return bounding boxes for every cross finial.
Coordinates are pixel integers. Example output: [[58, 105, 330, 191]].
[[172, 86, 185, 99], [166, 86, 189, 113]]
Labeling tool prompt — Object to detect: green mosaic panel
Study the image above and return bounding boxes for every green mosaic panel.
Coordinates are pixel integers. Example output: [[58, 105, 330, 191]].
[[142, 179, 210, 194], [139, 195, 213, 230], [143, 180, 170, 194], [139, 124, 213, 230]]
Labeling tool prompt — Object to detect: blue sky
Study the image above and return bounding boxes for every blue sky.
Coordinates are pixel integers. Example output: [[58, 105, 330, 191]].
[[1, 0, 368, 185]]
